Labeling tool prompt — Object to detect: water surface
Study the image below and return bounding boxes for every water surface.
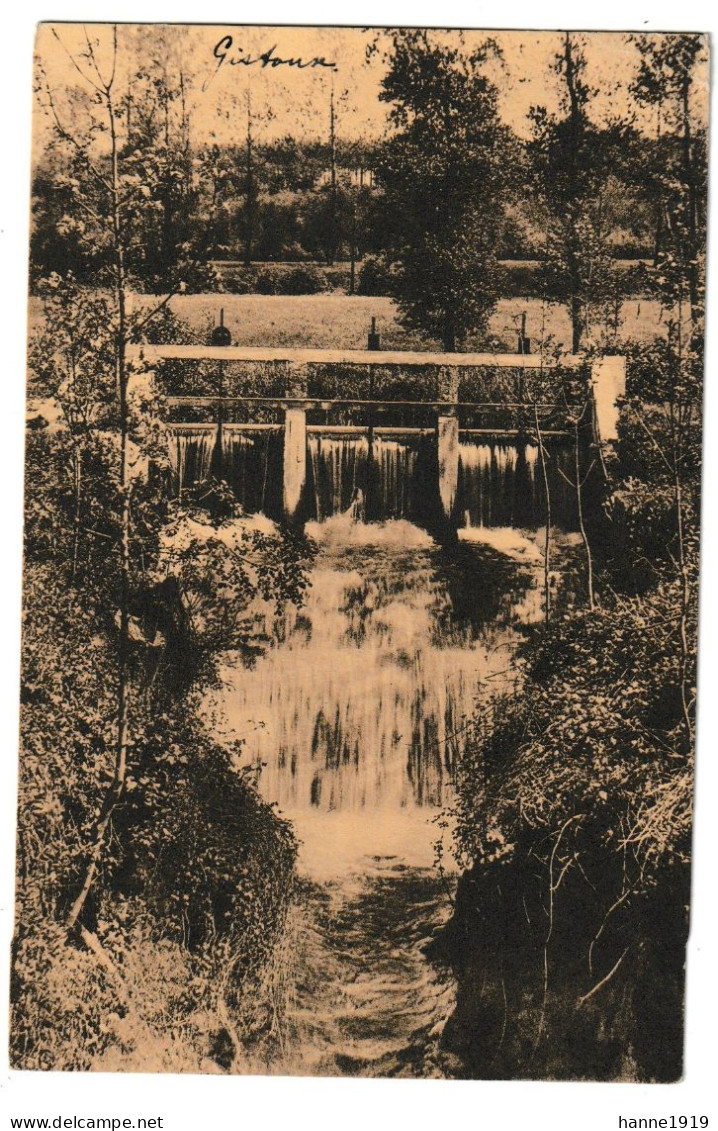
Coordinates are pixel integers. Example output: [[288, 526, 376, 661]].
[[212, 517, 542, 1074]]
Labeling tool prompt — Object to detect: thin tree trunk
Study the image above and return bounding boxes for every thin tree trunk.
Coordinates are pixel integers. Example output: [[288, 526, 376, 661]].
[[534, 403, 552, 623], [563, 34, 585, 356], [328, 85, 337, 265], [443, 309, 456, 353], [571, 293, 583, 354], [681, 80, 700, 324], [574, 406, 595, 610], [349, 197, 357, 295], [66, 33, 131, 934], [674, 459, 694, 750], [71, 444, 82, 583], [244, 90, 254, 268]]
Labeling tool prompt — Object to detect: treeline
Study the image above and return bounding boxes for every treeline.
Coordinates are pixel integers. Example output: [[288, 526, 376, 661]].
[[29, 29, 707, 359], [30, 127, 678, 283], [30, 85, 702, 296]]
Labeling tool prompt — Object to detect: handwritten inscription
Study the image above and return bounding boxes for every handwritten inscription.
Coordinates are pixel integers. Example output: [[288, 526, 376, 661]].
[[205, 35, 338, 88]]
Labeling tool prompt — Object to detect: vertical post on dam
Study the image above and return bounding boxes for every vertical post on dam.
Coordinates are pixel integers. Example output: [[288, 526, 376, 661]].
[[210, 309, 232, 478], [437, 365, 460, 521], [283, 365, 308, 522], [591, 355, 626, 444]]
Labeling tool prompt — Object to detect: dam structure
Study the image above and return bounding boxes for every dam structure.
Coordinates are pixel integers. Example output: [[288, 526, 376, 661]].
[[126, 339, 625, 535]]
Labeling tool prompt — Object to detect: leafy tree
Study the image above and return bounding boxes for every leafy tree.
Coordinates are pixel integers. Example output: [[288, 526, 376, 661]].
[[440, 34, 705, 1082], [528, 34, 628, 352], [374, 31, 515, 350], [29, 25, 314, 956], [34, 26, 219, 293], [630, 33, 707, 326]]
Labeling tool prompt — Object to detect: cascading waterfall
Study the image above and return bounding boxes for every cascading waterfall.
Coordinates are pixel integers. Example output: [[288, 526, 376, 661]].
[[208, 522, 546, 1077], [458, 442, 534, 529], [215, 539, 534, 872], [166, 427, 577, 530], [379, 439, 418, 519], [309, 435, 363, 519], [167, 425, 217, 494], [221, 428, 256, 509], [308, 435, 419, 522], [221, 425, 282, 515], [458, 440, 576, 530], [166, 424, 282, 514]]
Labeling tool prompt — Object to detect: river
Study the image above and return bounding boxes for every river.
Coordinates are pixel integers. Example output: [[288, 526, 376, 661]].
[[210, 515, 545, 1077]]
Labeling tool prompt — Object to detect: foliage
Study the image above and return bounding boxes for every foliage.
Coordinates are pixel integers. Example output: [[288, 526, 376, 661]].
[[33, 27, 221, 295], [629, 34, 708, 323], [454, 585, 694, 876], [372, 31, 516, 350], [30, 31, 699, 295], [13, 565, 297, 1071], [444, 566, 695, 1079], [276, 264, 330, 295], [528, 35, 633, 352], [356, 254, 395, 297], [148, 500, 315, 690], [252, 262, 330, 296], [29, 273, 117, 423], [441, 292, 701, 1077], [19, 63, 316, 1061], [443, 40, 704, 1069], [14, 453, 309, 1069]]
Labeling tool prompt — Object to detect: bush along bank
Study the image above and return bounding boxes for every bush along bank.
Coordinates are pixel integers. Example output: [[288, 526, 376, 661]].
[[432, 592, 692, 1080], [13, 554, 301, 1072], [13, 389, 314, 1070], [430, 336, 699, 1082]]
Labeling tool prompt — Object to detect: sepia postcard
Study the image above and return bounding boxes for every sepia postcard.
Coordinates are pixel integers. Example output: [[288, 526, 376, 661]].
[[10, 22, 708, 1082]]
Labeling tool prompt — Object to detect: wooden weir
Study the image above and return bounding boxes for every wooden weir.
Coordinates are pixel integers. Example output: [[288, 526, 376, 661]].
[[125, 345, 625, 522]]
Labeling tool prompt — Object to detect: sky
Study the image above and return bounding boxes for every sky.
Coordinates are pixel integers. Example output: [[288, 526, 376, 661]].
[[33, 24, 709, 155]]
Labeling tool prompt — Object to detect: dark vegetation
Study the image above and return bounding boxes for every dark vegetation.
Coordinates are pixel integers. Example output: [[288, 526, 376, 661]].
[[15, 274, 314, 1066], [430, 34, 704, 1079], [30, 30, 702, 331]]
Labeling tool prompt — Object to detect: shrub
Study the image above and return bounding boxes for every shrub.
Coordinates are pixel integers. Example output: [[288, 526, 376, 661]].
[[12, 560, 298, 1071], [275, 264, 329, 295], [252, 266, 279, 294], [222, 273, 255, 295], [357, 255, 394, 297], [442, 581, 694, 1081]]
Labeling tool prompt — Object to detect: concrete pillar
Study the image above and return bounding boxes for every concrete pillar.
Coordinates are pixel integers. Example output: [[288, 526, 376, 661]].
[[591, 355, 626, 444], [437, 366, 460, 519], [283, 368, 307, 521]]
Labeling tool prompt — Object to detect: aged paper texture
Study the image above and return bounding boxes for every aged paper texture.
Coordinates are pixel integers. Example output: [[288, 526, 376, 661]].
[[12, 24, 708, 1080]]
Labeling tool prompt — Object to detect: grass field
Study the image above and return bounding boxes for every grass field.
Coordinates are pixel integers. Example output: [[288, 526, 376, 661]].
[[129, 293, 668, 351]]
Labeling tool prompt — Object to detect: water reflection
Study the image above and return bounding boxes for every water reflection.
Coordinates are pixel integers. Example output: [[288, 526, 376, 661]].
[[215, 522, 540, 876]]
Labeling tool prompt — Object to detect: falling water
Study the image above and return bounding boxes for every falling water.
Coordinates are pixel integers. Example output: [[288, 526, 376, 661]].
[[168, 427, 577, 534], [167, 425, 216, 493], [209, 523, 543, 1076], [458, 440, 577, 530], [166, 425, 283, 514], [221, 426, 283, 515], [308, 435, 419, 522]]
